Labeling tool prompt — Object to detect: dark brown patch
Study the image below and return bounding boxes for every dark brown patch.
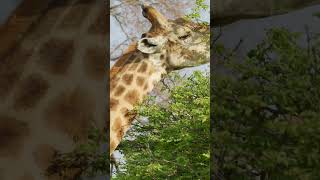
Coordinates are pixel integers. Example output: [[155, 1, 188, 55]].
[[160, 54, 165, 59], [128, 54, 137, 62], [128, 62, 139, 71], [0, 115, 29, 157], [84, 46, 106, 81], [44, 88, 94, 141], [124, 90, 139, 105], [110, 98, 119, 111], [32, 144, 56, 170], [138, 62, 148, 73], [114, 85, 125, 96], [38, 38, 74, 75], [144, 83, 149, 90], [136, 76, 145, 86], [110, 77, 119, 91], [117, 127, 124, 139], [112, 117, 122, 131], [120, 108, 128, 116], [120, 108, 136, 123], [122, 74, 133, 85], [13, 74, 49, 110], [142, 53, 149, 58], [88, 9, 108, 34], [0, 48, 31, 100], [110, 82, 116, 91]]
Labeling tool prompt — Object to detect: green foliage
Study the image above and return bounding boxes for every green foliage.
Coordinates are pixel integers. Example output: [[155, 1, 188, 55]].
[[212, 28, 320, 179], [113, 71, 210, 179], [46, 128, 108, 178], [185, 0, 209, 24]]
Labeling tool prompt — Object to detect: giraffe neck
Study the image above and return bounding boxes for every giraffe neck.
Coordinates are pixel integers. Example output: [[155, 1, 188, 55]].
[[0, 0, 107, 179], [110, 46, 167, 155]]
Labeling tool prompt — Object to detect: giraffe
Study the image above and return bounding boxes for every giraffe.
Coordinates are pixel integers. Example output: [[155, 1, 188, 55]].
[[0, 0, 107, 179], [110, 4, 210, 156]]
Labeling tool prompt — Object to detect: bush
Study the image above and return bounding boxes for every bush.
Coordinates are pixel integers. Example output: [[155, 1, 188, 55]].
[[114, 71, 210, 179], [212, 28, 320, 180]]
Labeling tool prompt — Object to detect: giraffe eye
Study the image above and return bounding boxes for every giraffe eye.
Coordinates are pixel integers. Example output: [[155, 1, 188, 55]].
[[141, 33, 147, 38]]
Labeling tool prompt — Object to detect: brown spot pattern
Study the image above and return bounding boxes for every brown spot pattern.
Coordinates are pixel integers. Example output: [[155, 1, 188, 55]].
[[138, 61, 148, 73], [88, 9, 108, 34], [121, 108, 136, 123], [144, 83, 149, 90], [110, 78, 118, 91], [124, 90, 139, 105], [120, 108, 128, 115], [114, 85, 125, 96], [110, 43, 137, 78], [13, 74, 49, 110], [38, 38, 74, 75], [142, 53, 149, 58], [0, 48, 31, 100], [44, 88, 94, 140], [112, 117, 122, 131], [117, 127, 124, 139], [136, 76, 145, 86], [110, 98, 119, 111], [122, 74, 133, 85], [128, 62, 139, 71], [0, 115, 29, 157], [84, 46, 106, 81]]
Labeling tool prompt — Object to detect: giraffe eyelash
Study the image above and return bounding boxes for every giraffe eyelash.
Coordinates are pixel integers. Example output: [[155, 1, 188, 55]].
[[178, 34, 191, 40]]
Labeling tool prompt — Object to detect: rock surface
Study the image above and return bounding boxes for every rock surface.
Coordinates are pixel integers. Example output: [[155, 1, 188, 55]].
[[213, 0, 320, 25]]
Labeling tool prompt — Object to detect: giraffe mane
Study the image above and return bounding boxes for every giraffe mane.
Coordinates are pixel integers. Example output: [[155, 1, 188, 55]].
[[110, 42, 137, 80]]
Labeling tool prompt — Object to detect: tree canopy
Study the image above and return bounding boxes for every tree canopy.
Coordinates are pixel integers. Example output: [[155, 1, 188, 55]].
[[212, 27, 320, 179]]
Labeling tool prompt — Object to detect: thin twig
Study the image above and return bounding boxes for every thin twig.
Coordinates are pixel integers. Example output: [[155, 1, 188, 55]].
[[212, 26, 222, 45]]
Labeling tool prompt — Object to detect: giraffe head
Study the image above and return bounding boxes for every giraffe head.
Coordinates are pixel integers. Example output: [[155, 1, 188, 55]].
[[137, 4, 210, 71]]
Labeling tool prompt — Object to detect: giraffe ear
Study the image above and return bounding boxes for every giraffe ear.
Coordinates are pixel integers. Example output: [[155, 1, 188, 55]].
[[137, 36, 166, 54]]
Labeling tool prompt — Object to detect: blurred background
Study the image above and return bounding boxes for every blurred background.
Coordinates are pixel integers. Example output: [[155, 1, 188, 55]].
[[0, 0, 23, 25]]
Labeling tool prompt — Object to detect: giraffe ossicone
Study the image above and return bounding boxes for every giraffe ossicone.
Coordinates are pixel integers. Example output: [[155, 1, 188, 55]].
[[110, 4, 210, 155]]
